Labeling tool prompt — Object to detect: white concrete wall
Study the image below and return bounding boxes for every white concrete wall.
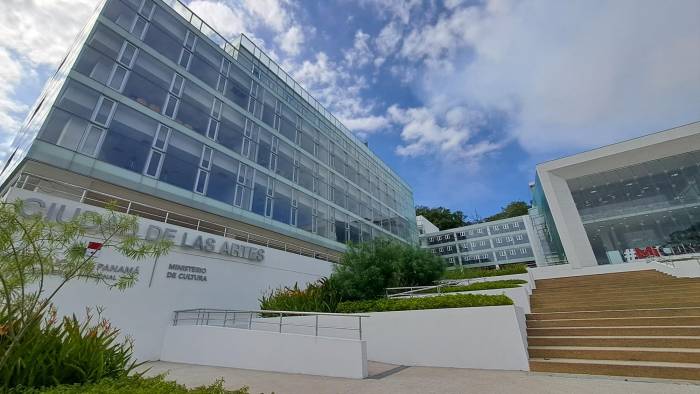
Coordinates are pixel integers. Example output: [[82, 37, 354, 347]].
[[237, 305, 530, 371], [530, 262, 652, 280], [10, 189, 334, 361], [362, 306, 529, 370], [397, 286, 531, 314], [160, 325, 367, 379], [651, 258, 700, 278]]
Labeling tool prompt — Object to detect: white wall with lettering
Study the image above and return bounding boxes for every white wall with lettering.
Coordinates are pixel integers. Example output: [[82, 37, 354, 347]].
[[7, 188, 335, 360]]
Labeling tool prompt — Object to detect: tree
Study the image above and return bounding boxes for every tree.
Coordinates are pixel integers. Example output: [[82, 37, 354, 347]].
[[0, 200, 171, 374], [485, 201, 530, 222], [415, 205, 469, 230], [332, 238, 445, 301]]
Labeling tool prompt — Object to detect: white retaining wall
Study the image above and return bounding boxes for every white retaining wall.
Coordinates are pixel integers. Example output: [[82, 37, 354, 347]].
[[160, 325, 367, 378], [363, 305, 529, 370], [530, 262, 652, 280]]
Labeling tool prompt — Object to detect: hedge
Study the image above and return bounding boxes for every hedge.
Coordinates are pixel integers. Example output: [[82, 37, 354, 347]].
[[336, 293, 513, 313], [18, 375, 248, 394], [421, 279, 527, 294], [442, 264, 528, 280]]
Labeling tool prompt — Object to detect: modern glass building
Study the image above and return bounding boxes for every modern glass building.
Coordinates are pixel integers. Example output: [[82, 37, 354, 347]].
[[532, 122, 700, 267], [0, 0, 417, 262], [418, 215, 544, 269]]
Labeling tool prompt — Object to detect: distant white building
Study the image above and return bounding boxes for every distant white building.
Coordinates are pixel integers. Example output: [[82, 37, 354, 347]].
[[417, 215, 546, 269], [416, 215, 439, 235]]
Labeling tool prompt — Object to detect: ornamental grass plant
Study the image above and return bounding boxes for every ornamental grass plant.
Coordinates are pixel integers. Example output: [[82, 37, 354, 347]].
[[0, 307, 138, 391], [442, 264, 528, 280], [259, 278, 342, 313], [336, 293, 513, 313], [17, 374, 248, 393]]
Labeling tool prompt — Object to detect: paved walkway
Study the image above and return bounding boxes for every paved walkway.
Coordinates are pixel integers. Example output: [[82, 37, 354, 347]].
[[142, 361, 700, 394]]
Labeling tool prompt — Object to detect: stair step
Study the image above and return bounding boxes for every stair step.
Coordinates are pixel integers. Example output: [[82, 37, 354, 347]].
[[531, 290, 700, 301], [527, 307, 700, 320], [526, 316, 700, 328], [528, 336, 700, 348], [529, 358, 700, 380], [528, 326, 700, 337], [528, 346, 700, 363], [532, 301, 700, 313]]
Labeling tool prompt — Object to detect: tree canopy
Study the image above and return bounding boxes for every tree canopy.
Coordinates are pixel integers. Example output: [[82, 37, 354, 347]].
[[415, 206, 469, 230], [484, 201, 530, 222], [332, 238, 445, 301]]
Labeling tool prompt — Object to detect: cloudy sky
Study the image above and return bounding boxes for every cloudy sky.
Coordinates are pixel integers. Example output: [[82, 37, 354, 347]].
[[1, 0, 699, 218]]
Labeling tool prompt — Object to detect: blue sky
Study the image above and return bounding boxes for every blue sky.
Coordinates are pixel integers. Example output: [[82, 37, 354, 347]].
[[1, 0, 699, 219]]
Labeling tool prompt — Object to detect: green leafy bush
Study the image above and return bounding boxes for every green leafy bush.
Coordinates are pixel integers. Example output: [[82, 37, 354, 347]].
[[259, 278, 341, 313], [336, 293, 513, 313], [420, 279, 527, 294], [0, 308, 137, 390], [17, 374, 248, 393], [333, 239, 445, 301], [442, 264, 528, 280]]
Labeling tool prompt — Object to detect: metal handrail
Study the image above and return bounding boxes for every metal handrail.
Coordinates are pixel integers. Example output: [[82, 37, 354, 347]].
[[12, 172, 341, 263], [172, 308, 369, 339]]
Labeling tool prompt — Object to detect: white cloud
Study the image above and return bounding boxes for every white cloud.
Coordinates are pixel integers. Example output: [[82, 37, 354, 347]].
[[376, 21, 402, 56], [0, 0, 97, 67], [344, 30, 372, 68], [188, 0, 247, 39], [277, 25, 304, 56], [387, 104, 503, 162], [0, 49, 28, 156], [242, 0, 290, 32], [391, 0, 700, 159], [360, 0, 423, 24], [339, 115, 389, 134], [0, 0, 96, 160]]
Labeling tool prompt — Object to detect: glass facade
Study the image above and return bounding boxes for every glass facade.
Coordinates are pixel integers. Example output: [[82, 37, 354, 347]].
[[419, 216, 537, 269], [9, 0, 417, 248], [568, 151, 700, 264]]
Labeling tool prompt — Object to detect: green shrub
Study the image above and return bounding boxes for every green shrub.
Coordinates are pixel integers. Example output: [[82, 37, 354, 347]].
[[420, 279, 527, 294], [259, 278, 341, 313], [336, 293, 513, 313], [442, 264, 528, 280], [0, 308, 137, 391], [333, 239, 445, 301], [17, 374, 248, 393]]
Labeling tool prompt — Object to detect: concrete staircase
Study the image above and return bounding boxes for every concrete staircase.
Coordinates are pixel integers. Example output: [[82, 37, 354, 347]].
[[527, 269, 700, 380]]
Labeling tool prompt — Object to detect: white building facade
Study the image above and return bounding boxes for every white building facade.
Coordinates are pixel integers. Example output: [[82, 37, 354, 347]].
[[532, 122, 700, 268], [418, 215, 545, 269]]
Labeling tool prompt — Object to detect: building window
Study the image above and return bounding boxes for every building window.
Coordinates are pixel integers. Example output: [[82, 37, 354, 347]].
[[139, 0, 155, 19], [516, 234, 523, 241], [78, 125, 106, 157], [92, 96, 116, 126], [130, 16, 149, 40]]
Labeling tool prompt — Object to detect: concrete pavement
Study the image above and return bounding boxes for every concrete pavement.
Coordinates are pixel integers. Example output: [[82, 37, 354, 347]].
[[142, 361, 700, 394]]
